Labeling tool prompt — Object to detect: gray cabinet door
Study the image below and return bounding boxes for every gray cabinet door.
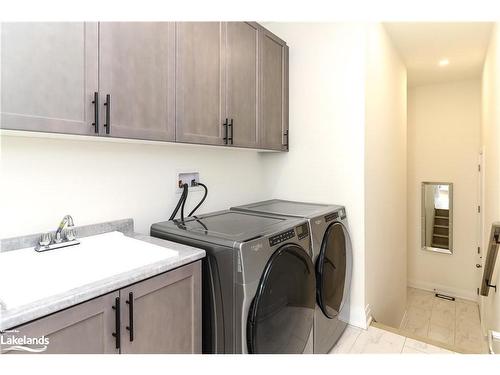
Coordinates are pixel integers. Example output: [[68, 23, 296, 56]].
[[1, 292, 119, 354], [119, 261, 202, 354], [259, 27, 289, 151], [175, 22, 225, 145], [0, 22, 98, 135], [99, 22, 175, 141], [225, 22, 259, 148]]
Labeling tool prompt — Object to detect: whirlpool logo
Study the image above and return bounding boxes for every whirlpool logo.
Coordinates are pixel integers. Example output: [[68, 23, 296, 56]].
[[0, 330, 49, 353]]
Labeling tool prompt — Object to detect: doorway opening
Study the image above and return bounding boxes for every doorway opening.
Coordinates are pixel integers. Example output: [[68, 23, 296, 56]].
[[383, 22, 494, 353]]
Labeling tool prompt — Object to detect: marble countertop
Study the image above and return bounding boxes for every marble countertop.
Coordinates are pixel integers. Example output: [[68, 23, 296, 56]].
[[0, 225, 205, 330]]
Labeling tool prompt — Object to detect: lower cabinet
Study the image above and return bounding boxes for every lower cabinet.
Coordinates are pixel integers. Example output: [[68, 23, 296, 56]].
[[1, 292, 119, 354], [119, 261, 202, 354], [1, 261, 201, 354]]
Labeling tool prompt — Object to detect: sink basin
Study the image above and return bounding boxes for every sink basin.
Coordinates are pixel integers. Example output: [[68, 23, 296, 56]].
[[0, 231, 178, 312]]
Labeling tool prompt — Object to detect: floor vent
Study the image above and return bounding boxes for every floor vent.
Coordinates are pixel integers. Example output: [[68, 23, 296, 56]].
[[435, 293, 455, 301]]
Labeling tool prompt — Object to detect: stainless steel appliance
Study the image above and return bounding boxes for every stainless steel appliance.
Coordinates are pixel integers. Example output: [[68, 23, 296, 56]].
[[231, 199, 353, 354], [150, 210, 315, 354]]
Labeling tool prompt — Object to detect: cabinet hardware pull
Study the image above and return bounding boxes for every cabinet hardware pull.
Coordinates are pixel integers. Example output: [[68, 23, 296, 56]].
[[223, 118, 228, 144], [91, 92, 99, 134], [228, 118, 234, 145], [283, 130, 289, 149], [126, 292, 134, 342], [112, 296, 121, 350], [104, 94, 111, 135]]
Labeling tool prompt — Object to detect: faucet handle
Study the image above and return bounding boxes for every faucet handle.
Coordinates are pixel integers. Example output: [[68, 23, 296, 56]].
[[54, 231, 63, 243], [39, 233, 52, 247], [64, 228, 77, 241]]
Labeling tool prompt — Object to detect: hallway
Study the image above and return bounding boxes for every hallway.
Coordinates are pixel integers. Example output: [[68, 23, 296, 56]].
[[401, 287, 487, 353]]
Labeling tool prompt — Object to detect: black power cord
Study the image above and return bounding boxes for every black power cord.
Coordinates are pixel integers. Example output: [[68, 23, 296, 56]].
[[169, 183, 188, 221], [180, 185, 188, 222], [169, 182, 208, 221], [188, 182, 208, 217]]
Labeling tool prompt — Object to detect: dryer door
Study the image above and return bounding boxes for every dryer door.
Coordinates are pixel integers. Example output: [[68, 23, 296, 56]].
[[316, 222, 348, 319], [246, 244, 315, 354]]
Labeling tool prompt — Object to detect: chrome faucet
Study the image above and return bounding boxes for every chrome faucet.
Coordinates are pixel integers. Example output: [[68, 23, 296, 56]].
[[54, 215, 75, 243], [35, 214, 80, 252]]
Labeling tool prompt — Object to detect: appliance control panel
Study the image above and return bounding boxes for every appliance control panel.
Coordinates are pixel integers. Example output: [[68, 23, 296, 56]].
[[325, 211, 339, 223], [296, 223, 309, 240], [269, 228, 295, 246], [325, 208, 345, 222]]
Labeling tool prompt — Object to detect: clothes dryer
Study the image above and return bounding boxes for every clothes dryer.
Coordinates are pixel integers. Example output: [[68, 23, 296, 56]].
[[151, 210, 315, 354], [231, 200, 352, 354]]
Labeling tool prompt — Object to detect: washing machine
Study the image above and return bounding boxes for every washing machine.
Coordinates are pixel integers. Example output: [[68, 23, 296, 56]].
[[150, 210, 315, 354], [231, 199, 352, 354]]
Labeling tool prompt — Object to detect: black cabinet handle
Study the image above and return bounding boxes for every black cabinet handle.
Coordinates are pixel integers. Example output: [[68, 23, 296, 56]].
[[91, 92, 99, 134], [223, 118, 228, 144], [112, 296, 121, 350], [104, 94, 111, 135], [283, 130, 289, 149], [125, 292, 134, 342], [228, 118, 233, 145]]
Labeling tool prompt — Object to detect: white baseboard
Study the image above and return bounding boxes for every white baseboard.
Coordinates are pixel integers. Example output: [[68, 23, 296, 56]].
[[365, 304, 373, 327], [347, 304, 369, 329], [407, 279, 478, 302], [399, 309, 408, 329]]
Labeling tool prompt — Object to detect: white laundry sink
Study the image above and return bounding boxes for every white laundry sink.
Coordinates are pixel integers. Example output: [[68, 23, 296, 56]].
[[0, 231, 178, 312]]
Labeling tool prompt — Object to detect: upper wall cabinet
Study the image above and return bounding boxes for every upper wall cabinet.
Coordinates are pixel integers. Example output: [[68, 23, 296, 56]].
[[175, 22, 225, 145], [259, 28, 289, 151], [1, 22, 289, 151], [175, 22, 288, 150], [0, 23, 98, 135], [225, 22, 259, 148], [99, 23, 175, 141]]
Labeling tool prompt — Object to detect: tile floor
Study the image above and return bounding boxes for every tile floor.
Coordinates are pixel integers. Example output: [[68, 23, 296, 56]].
[[401, 287, 488, 353], [330, 325, 454, 354]]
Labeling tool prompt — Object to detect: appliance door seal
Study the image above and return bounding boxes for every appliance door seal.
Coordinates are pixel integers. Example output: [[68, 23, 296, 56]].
[[316, 221, 349, 319]]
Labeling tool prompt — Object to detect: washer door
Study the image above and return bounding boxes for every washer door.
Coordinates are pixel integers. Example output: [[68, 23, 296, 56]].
[[316, 222, 348, 319], [247, 244, 315, 354]]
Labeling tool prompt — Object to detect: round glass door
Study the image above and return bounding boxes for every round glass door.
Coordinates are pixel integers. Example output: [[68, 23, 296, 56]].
[[316, 222, 348, 319], [247, 244, 315, 354]]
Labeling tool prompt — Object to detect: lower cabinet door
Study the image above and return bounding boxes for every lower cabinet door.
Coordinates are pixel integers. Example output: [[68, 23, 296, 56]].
[[119, 261, 202, 354], [1, 292, 120, 354]]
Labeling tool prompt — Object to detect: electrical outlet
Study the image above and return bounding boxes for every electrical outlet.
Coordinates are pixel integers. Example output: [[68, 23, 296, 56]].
[[177, 172, 200, 191]]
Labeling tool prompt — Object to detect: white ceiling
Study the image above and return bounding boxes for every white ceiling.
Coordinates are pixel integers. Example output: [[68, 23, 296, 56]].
[[383, 22, 493, 87]]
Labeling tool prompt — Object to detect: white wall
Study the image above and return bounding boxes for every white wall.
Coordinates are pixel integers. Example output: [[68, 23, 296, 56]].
[[365, 24, 407, 328], [259, 23, 368, 328], [407, 79, 481, 301], [0, 134, 269, 238], [481, 23, 500, 333]]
